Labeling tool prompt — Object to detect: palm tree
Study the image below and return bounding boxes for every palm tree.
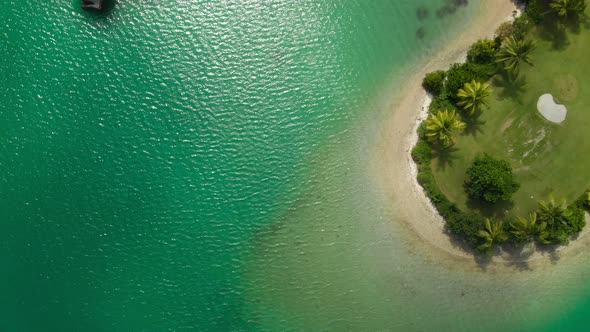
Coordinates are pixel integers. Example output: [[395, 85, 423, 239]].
[[457, 80, 492, 116], [496, 36, 536, 73], [550, 0, 587, 18], [425, 109, 466, 147], [537, 196, 571, 226], [510, 212, 550, 244], [477, 219, 508, 251]]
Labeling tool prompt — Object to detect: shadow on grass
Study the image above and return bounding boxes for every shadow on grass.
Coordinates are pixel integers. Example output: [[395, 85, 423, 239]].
[[465, 196, 514, 219], [492, 71, 527, 102], [461, 112, 486, 138], [557, 10, 590, 36], [539, 19, 569, 50], [432, 145, 459, 171]]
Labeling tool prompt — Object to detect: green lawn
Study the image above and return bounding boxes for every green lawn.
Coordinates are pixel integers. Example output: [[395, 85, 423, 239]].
[[431, 21, 590, 218]]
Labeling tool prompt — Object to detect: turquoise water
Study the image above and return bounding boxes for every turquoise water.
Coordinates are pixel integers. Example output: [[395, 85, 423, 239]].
[[2, 0, 590, 331]]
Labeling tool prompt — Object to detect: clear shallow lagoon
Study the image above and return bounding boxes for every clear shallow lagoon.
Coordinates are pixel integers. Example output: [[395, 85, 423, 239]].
[[1, 0, 590, 330]]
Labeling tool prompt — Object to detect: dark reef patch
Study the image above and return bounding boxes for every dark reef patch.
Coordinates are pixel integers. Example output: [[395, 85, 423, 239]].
[[436, 0, 469, 18], [416, 27, 426, 40], [417, 6, 430, 21]]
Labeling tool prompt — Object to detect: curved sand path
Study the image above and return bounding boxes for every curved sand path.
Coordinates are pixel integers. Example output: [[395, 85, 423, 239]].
[[372, 0, 590, 269]]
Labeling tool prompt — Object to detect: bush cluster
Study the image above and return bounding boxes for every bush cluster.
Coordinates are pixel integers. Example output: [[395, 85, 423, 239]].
[[422, 70, 446, 96], [465, 154, 520, 203], [467, 39, 499, 65]]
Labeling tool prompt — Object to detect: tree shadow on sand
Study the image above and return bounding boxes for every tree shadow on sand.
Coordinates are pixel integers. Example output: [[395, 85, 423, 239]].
[[533, 243, 562, 264], [500, 242, 538, 271], [432, 145, 460, 171], [493, 71, 527, 103], [442, 228, 501, 271]]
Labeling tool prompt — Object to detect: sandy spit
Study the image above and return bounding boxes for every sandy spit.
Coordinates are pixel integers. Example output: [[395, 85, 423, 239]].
[[371, 0, 590, 270]]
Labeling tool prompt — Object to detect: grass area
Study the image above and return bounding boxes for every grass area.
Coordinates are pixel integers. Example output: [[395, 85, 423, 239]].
[[431, 19, 590, 218]]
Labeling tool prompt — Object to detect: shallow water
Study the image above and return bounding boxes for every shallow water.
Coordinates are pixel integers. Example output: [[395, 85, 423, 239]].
[[2, 0, 590, 330]]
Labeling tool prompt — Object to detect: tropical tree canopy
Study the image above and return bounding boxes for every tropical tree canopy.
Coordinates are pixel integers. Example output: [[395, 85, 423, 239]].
[[425, 109, 466, 147], [467, 39, 498, 64], [510, 212, 550, 244], [550, 0, 587, 18], [537, 196, 571, 226], [457, 80, 492, 115], [495, 36, 536, 72], [465, 154, 520, 203], [536, 196, 586, 244], [477, 219, 508, 251]]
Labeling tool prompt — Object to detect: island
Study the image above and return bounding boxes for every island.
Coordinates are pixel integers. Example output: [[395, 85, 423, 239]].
[[412, 0, 590, 254]]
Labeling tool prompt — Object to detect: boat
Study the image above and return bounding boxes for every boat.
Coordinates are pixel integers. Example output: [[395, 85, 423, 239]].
[[81, 0, 103, 10]]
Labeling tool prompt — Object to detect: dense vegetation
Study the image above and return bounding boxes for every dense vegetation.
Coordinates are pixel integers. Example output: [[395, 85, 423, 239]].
[[413, 0, 590, 253], [465, 154, 520, 204]]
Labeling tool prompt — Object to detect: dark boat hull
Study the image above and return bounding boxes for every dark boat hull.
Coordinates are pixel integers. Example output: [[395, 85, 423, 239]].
[[81, 0, 103, 10]]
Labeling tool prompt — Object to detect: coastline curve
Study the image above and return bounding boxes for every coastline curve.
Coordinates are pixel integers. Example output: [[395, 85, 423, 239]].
[[371, 0, 590, 270]]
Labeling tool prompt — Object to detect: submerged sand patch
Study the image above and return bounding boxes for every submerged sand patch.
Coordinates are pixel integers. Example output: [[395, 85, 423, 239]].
[[537, 93, 567, 124]]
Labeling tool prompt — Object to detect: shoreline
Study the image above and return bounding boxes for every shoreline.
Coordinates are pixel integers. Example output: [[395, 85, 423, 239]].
[[372, 0, 590, 269]]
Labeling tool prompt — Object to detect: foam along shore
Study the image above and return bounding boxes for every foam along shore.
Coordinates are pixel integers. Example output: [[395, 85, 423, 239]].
[[372, 0, 590, 268]]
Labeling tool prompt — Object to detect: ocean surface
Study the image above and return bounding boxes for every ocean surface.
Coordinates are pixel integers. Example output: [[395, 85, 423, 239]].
[[2, 0, 590, 331]]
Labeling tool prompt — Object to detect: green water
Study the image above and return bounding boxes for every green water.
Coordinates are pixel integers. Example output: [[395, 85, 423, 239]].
[[2, 0, 590, 331]]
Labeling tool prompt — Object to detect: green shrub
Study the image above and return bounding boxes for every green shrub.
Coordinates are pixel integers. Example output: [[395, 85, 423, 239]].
[[446, 211, 486, 244], [428, 95, 456, 114], [445, 63, 494, 100], [512, 13, 532, 40], [422, 70, 446, 96], [543, 206, 585, 244], [467, 39, 499, 65], [465, 154, 520, 203], [533, 197, 587, 244], [417, 121, 428, 140], [411, 140, 432, 165], [495, 21, 515, 42], [566, 206, 586, 234], [572, 190, 590, 210], [524, 0, 542, 24]]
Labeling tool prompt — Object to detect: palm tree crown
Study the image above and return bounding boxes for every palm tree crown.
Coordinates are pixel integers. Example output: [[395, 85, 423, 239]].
[[457, 80, 492, 116], [537, 196, 571, 226], [510, 212, 550, 244], [550, 0, 587, 18], [496, 36, 536, 73], [425, 109, 466, 147], [477, 219, 508, 251]]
